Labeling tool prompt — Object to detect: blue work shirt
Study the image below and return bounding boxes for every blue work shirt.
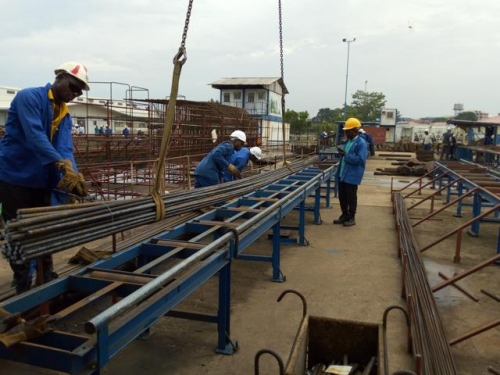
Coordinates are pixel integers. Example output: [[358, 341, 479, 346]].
[[194, 141, 235, 187], [359, 132, 374, 148], [0, 83, 76, 189], [336, 135, 367, 185], [221, 147, 250, 183]]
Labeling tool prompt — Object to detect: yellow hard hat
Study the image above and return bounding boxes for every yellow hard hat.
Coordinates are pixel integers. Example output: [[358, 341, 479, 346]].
[[343, 118, 362, 130]]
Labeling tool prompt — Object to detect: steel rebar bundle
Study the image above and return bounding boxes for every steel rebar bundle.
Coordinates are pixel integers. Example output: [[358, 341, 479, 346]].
[[2, 158, 319, 264], [393, 192, 457, 374]]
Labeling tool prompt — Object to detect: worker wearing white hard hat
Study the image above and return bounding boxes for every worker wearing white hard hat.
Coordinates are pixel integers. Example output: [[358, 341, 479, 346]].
[[54, 62, 90, 91], [221, 146, 263, 183], [0, 62, 89, 294], [194, 130, 247, 188], [250, 146, 262, 160], [230, 130, 246, 143]]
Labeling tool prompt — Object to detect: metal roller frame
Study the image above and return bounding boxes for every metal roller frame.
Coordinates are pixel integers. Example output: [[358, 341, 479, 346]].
[[433, 162, 500, 244], [0, 165, 334, 374]]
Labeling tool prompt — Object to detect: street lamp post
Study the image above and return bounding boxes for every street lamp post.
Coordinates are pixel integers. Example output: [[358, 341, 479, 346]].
[[342, 37, 356, 120]]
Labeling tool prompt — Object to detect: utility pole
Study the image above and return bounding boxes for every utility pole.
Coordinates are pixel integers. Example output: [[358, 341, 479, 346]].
[[342, 38, 356, 120]]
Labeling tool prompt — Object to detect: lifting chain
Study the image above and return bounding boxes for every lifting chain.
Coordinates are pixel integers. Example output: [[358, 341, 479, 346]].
[[180, 0, 193, 49], [278, 0, 284, 82], [152, 0, 194, 221], [278, 0, 291, 171]]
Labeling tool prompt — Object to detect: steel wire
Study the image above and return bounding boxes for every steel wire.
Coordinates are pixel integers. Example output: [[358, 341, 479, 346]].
[[2, 158, 318, 263], [393, 192, 457, 374]]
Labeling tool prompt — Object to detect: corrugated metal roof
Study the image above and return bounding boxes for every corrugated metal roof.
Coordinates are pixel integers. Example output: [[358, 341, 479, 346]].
[[0, 85, 21, 91], [209, 77, 288, 94], [210, 77, 281, 85], [480, 115, 500, 123]]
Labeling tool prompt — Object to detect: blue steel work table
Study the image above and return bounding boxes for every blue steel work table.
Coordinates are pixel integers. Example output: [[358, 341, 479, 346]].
[[0, 165, 335, 374]]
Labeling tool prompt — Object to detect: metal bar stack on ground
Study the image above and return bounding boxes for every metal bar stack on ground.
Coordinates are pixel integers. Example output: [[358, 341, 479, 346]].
[[393, 192, 458, 374]]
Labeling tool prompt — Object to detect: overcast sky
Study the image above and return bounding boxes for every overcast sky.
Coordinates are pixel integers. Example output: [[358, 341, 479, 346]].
[[1, 0, 499, 119]]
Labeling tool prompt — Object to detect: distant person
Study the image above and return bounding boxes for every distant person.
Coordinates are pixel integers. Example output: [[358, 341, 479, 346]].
[[422, 130, 433, 150], [122, 126, 130, 138], [333, 118, 367, 227], [78, 125, 84, 135], [358, 128, 375, 156], [194, 130, 246, 188], [99, 125, 104, 135], [484, 125, 494, 145], [221, 146, 262, 182], [440, 128, 452, 160], [448, 132, 457, 160], [94, 125, 99, 135]]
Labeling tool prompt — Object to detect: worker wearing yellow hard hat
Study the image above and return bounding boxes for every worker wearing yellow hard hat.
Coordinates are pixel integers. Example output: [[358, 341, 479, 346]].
[[333, 118, 367, 227]]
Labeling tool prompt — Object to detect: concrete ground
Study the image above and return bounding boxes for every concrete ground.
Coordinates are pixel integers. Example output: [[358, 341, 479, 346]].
[[0, 153, 499, 374]]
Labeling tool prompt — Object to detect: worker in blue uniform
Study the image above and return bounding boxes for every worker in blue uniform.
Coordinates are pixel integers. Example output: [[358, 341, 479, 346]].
[[0, 62, 89, 294], [194, 130, 246, 188], [333, 118, 367, 227], [221, 146, 262, 183], [358, 128, 375, 156]]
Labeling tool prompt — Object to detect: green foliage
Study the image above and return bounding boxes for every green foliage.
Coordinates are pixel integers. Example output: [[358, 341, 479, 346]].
[[454, 111, 477, 121], [311, 108, 343, 123], [430, 117, 450, 123], [285, 109, 311, 134], [309, 91, 387, 126], [350, 90, 387, 121]]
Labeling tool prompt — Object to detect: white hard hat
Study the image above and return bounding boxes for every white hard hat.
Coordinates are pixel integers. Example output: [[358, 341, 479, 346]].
[[250, 146, 262, 160], [230, 130, 246, 143], [55, 62, 90, 90]]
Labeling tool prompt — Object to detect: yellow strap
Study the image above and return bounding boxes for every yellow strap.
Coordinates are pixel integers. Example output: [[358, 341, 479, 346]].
[[150, 51, 186, 221], [48, 89, 69, 141], [151, 190, 166, 221]]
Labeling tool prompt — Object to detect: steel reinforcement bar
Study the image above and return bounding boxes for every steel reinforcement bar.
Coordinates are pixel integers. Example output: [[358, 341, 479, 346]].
[[2, 157, 318, 264], [393, 192, 457, 374]]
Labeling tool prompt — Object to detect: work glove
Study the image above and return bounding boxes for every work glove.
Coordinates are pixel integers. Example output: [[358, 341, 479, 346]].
[[227, 163, 241, 179], [0, 315, 50, 348], [0, 308, 24, 333], [55, 159, 88, 197]]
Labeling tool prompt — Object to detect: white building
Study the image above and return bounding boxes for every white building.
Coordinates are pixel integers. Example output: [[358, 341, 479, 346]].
[[0, 86, 21, 126], [209, 77, 290, 146], [0, 85, 150, 135]]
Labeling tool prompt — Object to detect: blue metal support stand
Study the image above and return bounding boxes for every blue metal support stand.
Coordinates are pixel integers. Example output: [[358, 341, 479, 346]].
[[469, 192, 482, 236], [298, 200, 307, 244], [271, 221, 285, 282], [314, 185, 322, 224], [96, 326, 110, 373], [216, 262, 235, 354], [454, 181, 464, 217]]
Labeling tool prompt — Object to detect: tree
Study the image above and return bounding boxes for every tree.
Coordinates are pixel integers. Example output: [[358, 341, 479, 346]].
[[350, 90, 387, 121], [311, 108, 343, 123], [431, 117, 450, 123], [285, 109, 310, 134], [455, 111, 477, 121]]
